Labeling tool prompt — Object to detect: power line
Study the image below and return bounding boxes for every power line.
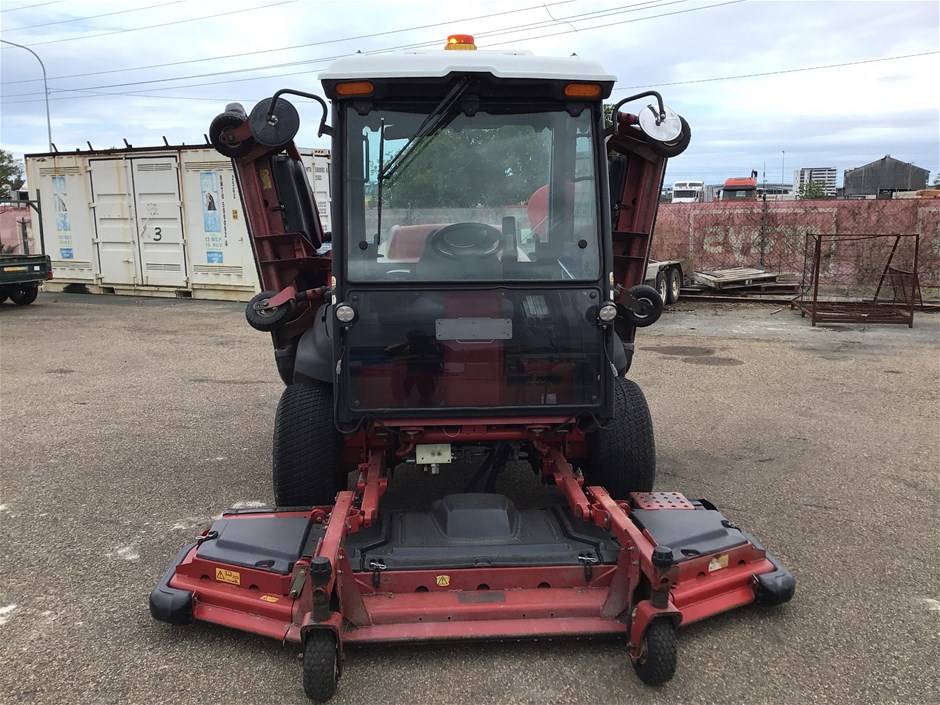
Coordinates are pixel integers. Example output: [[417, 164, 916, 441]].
[[0, 0, 580, 86], [0, 1, 63, 13], [25, 0, 299, 47], [614, 49, 940, 90], [0, 0, 657, 88], [2, 1, 703, 99], [0, 1, 186, 33]]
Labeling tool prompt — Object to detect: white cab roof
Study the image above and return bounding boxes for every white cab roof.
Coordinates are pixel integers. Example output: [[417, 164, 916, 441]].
[[319, 50, 615, 83]]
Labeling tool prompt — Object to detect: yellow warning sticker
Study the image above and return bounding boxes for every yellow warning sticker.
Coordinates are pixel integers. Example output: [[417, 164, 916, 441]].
[[435, 575, 451, 587], [215, 567, 241, 585], [260, 595, 279, 603], [260, 169, 273, 190], [707, 554, 729, 572]]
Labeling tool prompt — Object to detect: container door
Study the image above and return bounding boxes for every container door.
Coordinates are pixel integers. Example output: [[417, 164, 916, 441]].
[[89, 158, 138, 286], [131, 157, 187, 287]]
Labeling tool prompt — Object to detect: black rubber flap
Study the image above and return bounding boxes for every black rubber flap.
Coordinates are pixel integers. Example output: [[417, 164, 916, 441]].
[[196, 515, 317, 574], [344, 494, 620, 571], [630, 509, 748, 563]]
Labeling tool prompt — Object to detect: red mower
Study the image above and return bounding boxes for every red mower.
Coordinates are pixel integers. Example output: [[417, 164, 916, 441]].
[[151, 34, 793, 702]]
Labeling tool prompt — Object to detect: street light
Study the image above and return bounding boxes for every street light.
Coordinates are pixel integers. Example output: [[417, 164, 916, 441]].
[[781, 150, 786, 192], [1, 39, 53, 151]]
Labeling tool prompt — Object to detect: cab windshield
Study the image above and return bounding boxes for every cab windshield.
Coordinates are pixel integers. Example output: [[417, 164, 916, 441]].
[[343, 101, 601, 283]]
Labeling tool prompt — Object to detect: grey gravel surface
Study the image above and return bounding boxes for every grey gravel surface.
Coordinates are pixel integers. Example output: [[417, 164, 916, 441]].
[[1, 293, 938, 705]]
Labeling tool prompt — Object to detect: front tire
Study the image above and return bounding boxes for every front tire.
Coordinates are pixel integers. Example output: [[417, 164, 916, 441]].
[[587, 377, 656, 495], [272, 383, 341, 507]]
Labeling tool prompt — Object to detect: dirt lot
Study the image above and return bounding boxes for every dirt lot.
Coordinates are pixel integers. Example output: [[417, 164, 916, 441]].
[[1, 293, 938, 705]]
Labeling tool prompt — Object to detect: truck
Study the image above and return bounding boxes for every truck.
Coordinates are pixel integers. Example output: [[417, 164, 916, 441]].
[[670, 179, 704, 203], [0, 252, 52, 305], [150, 33, 793, 702], [720, 170, 759, 200]]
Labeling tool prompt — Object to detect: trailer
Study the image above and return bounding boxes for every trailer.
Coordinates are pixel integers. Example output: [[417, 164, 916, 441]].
[[646, 258, 691, 305], [151, 34, 793, 702]]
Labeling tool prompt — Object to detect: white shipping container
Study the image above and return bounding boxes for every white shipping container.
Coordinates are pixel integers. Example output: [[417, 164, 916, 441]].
[[25, 145, 331, 301]]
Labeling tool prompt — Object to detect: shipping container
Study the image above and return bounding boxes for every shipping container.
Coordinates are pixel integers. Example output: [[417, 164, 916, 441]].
[[24, 144, 331, 301]]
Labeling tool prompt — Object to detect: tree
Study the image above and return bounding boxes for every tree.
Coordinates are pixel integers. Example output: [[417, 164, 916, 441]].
[[932, 173, 939, 188], [796, 180, 826, 200], [0, 149, 25, 200]]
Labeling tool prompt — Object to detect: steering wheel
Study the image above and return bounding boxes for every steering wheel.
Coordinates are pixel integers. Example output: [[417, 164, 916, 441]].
[[426, 223, 503, 259]]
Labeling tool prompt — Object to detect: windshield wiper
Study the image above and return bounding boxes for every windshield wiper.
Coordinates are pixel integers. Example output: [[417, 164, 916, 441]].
[[380, 77, 470, 182]]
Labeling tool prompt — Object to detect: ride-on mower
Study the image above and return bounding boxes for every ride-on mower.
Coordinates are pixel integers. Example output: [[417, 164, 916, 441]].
[[150, 34, 794, 701]]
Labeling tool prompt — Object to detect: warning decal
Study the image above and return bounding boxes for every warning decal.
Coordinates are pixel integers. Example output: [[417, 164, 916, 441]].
[[215, 567, 241, 585], [435, 575, 451, 587]]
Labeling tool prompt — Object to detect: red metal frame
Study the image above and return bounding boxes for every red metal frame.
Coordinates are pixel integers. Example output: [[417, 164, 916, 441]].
[[168, 443, 780, 664]]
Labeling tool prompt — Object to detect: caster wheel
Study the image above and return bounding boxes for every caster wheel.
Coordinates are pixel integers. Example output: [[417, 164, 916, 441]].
[[633, 619, 677, 686], [621, 284, 663, 327], [245, 290, 293, 331], [209, 109, 255, 158], [303, 630, 339, 702]]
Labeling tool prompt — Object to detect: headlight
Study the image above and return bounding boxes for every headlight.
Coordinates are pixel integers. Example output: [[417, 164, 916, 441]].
[[598, 303, 617, 323], [335, 303, 356, 325]]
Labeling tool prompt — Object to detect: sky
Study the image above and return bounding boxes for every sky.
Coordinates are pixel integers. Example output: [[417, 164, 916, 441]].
[[1, 0, 937, 188]]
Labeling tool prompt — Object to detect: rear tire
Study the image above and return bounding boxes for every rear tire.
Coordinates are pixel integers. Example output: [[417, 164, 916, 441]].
[[272, 383, 341, 507], [666, 267, 681, 304], [10, 286, 38, 305], [655, 272, 667, 304], [587, 377, 656, 495]]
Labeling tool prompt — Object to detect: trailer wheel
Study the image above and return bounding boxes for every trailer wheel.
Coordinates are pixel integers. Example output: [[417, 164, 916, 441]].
[[655, 272, 667, 304], [633, 619, 678, 686], [588, 377, 655, 495], [303, 630, 339, 702], [10, 286, 38, 306], [273, 383, 341, 507], [666, 268, 682, 304]]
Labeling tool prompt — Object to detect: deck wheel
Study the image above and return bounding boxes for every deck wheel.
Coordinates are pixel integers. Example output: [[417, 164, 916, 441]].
[[303, 630, 339, 702], [632, 619, 678, 686], [245, 290, 293, 331]]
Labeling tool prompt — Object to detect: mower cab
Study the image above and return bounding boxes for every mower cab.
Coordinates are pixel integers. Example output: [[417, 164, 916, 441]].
[[151, 36, 793, 702]]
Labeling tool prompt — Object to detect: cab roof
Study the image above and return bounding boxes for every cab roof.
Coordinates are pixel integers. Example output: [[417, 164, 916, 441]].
[[320, 49, 615, 88]]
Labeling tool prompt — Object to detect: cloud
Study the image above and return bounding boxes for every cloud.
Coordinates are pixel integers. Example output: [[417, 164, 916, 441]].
[[1, 0, 937, 185]]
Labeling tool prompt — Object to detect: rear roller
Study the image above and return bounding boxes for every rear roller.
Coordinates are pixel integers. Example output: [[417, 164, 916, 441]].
[[209, 104, 255, 158]]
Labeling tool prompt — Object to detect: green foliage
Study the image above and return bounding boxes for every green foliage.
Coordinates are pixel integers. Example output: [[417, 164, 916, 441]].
[[382, 126, 550, 208], [796, 180, 827, 200], [0, 149, 25, 199]]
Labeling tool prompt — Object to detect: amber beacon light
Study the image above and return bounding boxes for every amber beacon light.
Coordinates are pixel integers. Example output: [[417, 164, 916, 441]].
[[445, 34, 477, 50]]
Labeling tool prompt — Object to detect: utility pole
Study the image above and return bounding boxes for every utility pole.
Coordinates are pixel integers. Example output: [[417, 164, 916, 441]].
[[1, 39, 53, 151]]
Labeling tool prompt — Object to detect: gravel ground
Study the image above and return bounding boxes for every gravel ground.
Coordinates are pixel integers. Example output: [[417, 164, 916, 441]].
[[1, 293, 938, 705]]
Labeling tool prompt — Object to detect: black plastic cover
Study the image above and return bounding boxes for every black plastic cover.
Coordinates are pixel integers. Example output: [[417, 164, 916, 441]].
[[755, 551, 796, 605], [195, 515, 320, 574], [630, 508, 748, 564], [344, 494, 620, 571]]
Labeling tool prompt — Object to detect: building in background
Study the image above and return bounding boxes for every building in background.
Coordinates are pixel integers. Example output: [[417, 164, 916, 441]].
[[794, 167, 837, 197], [843, 155, 929, 199]]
